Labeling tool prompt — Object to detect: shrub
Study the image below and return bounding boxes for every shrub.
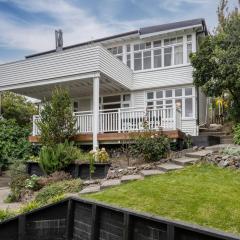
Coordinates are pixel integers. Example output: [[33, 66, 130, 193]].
[[39, 141, 82, 174], [8, 161, 29, 201], [0, 209, 15, 222], [35, 179, 83, 204], [25, 174, 41, 191], [222, 146, 240, 156], [37, 171, 72, 187], [233, 123, 240, 145], [37, 87, 77, 146], [130, 131, 170, 162], [90, 148, 109, 163], [0, 119, 32, 169], [2, 91, 37, 126]]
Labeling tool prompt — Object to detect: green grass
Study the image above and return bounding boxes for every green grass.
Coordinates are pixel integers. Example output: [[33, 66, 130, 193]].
[[84, 164, 240, 235]]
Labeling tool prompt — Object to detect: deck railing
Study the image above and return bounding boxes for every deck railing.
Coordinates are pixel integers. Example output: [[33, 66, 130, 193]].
[[32, 107, 182, 136]]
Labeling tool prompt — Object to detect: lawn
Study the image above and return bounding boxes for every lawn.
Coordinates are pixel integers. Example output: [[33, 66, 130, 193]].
[[84, 164, 240, 235]]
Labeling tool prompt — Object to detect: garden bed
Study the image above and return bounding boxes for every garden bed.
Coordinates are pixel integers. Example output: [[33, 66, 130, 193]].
[[26, 162, 111, 180]]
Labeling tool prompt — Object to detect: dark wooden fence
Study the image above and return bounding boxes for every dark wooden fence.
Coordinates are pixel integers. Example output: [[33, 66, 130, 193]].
[[0, 197, 239, 240]]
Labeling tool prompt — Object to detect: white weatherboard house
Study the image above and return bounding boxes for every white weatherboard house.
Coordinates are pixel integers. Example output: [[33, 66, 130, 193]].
[[0, 19, 207, 149]]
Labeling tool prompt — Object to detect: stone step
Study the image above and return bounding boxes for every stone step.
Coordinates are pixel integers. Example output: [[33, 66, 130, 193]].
[[80, 185, 100, 194], [140, 170, 165, 177], [171, 157, 198, 166], [121, 175, 144, 183], [185, 150, 213, 159], [220, 139, 234, 144], [100, 179, 121, 189], [157, 163, 183, 172]]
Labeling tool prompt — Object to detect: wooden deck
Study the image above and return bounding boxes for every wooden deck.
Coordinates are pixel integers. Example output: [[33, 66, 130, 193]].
[[29, 130, 185, 144]]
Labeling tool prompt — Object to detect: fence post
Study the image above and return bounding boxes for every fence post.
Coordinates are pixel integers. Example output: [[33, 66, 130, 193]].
[[90, 204, 99, 240], [118, 108, 121, 133], [66, 199, 75, 240], [167, 224, 175, 240], [123, 213, 131, 240], [18, 214, 26, 240]]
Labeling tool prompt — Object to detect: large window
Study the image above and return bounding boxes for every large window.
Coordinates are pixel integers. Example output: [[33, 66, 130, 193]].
[[146, 87, 194, 118]]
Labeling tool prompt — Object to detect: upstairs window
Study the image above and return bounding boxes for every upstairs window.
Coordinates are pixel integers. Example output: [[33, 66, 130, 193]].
[[108, 46, 123, 61], [134, 52, 142, 71], [187, 34, 192, 63]]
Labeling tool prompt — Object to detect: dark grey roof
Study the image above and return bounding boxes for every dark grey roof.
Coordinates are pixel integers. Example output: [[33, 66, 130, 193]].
[[140, 18, 206, 35], [25, 18, 207, 59]]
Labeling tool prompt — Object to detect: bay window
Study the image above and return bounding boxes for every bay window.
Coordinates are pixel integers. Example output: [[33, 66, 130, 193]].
[[146, 87, 195, 118], [108, 45, 123, 61]]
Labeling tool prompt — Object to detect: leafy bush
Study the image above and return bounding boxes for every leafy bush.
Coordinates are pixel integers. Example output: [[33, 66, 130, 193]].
[[39, 141, 82, 174], [37, 87, 77, 146], [8, 161, 29, 202], [222, 146, 240, 156], [0, 209, 15, 222], [233, 123, 240, 145], [90, 148, 109, 163], [130, 131, 170, 162], [0, 119, 32, 169], [37, 171, 72, 187], [35, 179, 83, 204], [2, 91, 37, 126]]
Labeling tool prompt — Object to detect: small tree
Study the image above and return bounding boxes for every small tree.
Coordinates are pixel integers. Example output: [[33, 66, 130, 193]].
[[190, 0, 240, 121], [37, 88, 77, 146], [1, 92, 37, 126]]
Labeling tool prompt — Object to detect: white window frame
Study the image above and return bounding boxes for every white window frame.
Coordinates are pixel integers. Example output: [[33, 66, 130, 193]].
[[145, 87, 196, 119]]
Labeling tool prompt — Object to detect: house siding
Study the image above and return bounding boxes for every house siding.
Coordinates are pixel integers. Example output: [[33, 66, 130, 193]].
[[132, 65, 193, 90]]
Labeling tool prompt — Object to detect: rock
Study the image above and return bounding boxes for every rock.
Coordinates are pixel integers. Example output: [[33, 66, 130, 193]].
[[80, 185, 100, 194]]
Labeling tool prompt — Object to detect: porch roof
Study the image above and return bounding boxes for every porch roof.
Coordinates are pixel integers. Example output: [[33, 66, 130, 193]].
[[0, 45, 132, 99]]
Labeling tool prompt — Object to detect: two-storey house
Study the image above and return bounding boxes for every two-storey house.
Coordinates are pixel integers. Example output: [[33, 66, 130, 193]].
[[0, 19, 208, 149]]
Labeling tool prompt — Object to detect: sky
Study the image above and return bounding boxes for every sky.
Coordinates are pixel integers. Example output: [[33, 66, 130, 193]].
[[0, 0, 238, 64]]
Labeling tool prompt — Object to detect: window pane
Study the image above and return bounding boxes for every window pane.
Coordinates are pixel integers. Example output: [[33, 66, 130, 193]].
[[164, 39, 170, 46], [140, 43, 145, 50], [185, 88, 192, 96], [153, 40, 161, 47], [143, 51, 151, 69], [103, 95, 121, 103], [123, 94, 131, 101], [127, 54, 131, 68], [146, 42, 151, 48], [147, 92, 154, 99], [166, 90, 172, 98], [170, 38, 176, 44], [166, 100, 173, 108], [187, 35, 192, 41], [156, 91, 163, 99], [174, 45, 183, 65], [185, 98, 193, 117], [118, 46, 123, 54], [177, 36, 183, 43], [147, 101, 153, 106], [112, 47, 117, 55], [134, 44, 139, 51], [154, 49, 162, 68], [127, 44, 131, 52], [134, 52, 142, 70], [175, 89, 182, 97], [123, 103, 130, 108], [164, 47, 172, 66], [187, 43, 192, 63], [156, 101, 163, 108]]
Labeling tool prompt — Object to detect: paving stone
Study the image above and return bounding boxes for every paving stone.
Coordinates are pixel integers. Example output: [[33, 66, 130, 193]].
[[171, 157, 198, 166], [185, 150, 213, 159], [121, 175, 143, 182], [157, 163, 183, 172], [80, 185, 100, 194], [100, 179, 121, 189], [140, 170, 165, 177]]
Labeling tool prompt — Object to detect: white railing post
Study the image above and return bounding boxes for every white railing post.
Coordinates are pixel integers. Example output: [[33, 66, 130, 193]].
[[93, 77, 99, 150], [173, 106, 177, 130], [118, 108, 121, 133]]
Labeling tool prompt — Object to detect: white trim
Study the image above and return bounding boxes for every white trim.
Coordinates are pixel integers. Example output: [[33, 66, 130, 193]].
[[93, 76, 100, 150]]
